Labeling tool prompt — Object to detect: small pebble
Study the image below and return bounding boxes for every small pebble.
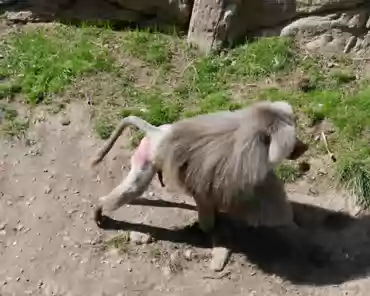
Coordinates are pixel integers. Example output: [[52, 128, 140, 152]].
[[184, 249, 193, 261], [16, 224, 24, 232], [60, 117, 71, 126], [0, 222, 6, 230]]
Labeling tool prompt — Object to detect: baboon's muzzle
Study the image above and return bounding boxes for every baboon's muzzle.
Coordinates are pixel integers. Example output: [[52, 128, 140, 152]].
[[287, 138, 309, 160]]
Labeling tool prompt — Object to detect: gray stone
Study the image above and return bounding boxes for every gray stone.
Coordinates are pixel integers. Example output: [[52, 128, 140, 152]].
[[60, 117, 71, 126], [296, 0, 365, 14], [209, 246, 230, 272], [187, 0, 226, 54], [129, 231, 152, 245]]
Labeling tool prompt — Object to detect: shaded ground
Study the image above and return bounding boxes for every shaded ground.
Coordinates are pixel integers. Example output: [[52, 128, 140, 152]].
[[1, 101, 370, 296]]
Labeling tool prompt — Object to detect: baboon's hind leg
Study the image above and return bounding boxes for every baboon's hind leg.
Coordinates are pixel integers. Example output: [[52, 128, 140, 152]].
[[94, 138, 157, 227]]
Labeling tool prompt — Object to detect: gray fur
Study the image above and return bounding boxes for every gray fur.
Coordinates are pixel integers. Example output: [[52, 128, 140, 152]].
[[157, 101, 299, 211]]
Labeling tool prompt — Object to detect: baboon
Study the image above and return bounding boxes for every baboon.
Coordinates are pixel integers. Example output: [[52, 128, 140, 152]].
[[91, 100, 309, 271]]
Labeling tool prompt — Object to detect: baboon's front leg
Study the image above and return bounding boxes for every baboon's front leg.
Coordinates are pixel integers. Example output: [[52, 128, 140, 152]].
[[94, 138, 157, 227], [194, 196, 216, 233], [193, 196, 230, 272]]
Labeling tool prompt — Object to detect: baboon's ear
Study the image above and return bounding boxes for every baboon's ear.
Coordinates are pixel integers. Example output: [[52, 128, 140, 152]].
[[268, 125, 296, 165]]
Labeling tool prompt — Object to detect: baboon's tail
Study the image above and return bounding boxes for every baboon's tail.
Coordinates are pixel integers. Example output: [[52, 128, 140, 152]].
[[90, 116, 158, 167]]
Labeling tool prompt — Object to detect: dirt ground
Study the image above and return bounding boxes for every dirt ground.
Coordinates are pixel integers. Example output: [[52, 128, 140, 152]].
[[1, 100, 370, 296]]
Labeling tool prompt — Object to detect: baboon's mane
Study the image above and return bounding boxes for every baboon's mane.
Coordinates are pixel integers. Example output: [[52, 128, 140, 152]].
[[160, 102, 295, 206]]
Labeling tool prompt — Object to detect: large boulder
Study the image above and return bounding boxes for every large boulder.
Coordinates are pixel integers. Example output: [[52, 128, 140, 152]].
[[186, 0, 370, 54], [280, 9, 370, 54], [296, 0, 365, 13]]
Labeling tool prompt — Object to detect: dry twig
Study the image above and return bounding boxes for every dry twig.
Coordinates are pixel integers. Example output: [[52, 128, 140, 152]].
[[203, 270, 231, 280], [321, 131, 336, 162]]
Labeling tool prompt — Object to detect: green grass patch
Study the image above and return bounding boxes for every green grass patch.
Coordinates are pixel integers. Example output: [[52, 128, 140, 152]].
[[275, 164, 303, 183], [336, 152, 370, 208], [94, 115, 116, 140], [0, 24, 113, 104], [121, 29, 183, 69], [0, 81, 22, 100], [105, 233, 131, 254]]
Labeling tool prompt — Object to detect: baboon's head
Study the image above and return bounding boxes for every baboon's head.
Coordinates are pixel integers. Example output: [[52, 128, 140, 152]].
[[268, 101, 309, 161]]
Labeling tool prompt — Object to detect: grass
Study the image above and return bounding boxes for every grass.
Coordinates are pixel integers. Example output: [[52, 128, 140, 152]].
[[122, 30, 178, 68], [105, 233, 131, 254], [0, 24, 113, 104], [2, 24, 370, 207], [275, 164, 303, 183]]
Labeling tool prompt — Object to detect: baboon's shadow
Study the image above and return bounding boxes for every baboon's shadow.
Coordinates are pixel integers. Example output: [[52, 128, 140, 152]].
[[99, 197, 370, 286]]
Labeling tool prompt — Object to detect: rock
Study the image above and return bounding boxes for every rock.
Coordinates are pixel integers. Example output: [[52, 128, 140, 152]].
[[0, 222, 6, 230], [15, 224, 24, 232], [209, 246, 231, 272], [280, 8, 370, 54], [5, 11, 35, 24], [129, 231, 152, 245], [184, 249, 193, 261], [44, 186, 52, 194], [296, 0, 364, 14], [187, 0, 228, 54], [187, 0, 370, 54], [60, 117, 71, 126]]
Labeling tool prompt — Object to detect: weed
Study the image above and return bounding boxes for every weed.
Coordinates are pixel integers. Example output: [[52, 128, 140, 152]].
[[329, 70, 356, 85], [0, 104, 18, 121], [336, 150, 370, 207], [0, 81, 22, 100], [149, 247, 163, 260], [94, 116, 116, 140], [106, 233, 131, 254], [275, 164, 303, 183]]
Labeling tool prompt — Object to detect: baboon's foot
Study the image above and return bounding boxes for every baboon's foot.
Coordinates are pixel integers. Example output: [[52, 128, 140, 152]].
[[94, 206, 106, 228], [209, 246, 231, 272]]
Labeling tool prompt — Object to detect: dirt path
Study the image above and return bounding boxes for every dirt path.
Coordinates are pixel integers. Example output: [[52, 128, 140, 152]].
[[1, 102, 370, 296]]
